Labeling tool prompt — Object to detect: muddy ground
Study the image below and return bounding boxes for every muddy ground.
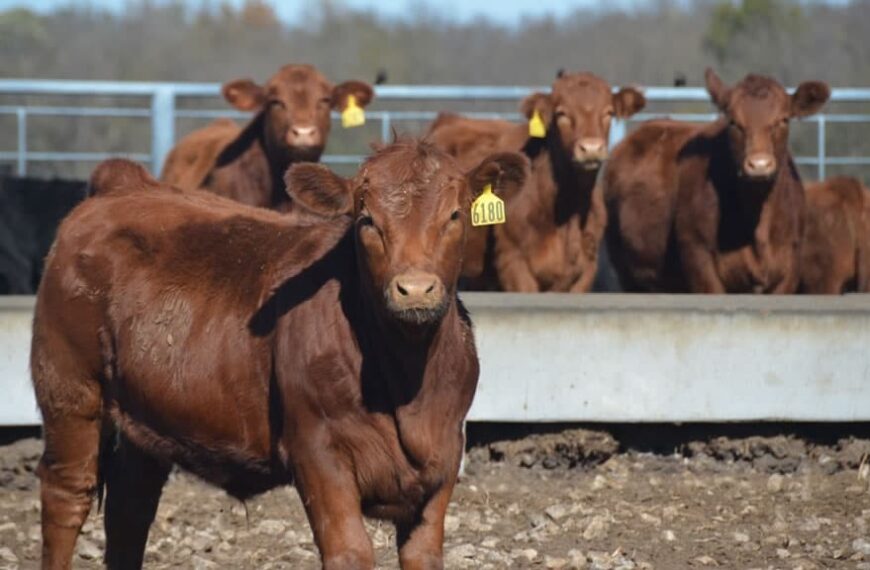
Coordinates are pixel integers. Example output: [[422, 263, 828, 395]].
[[1, 426, 870, 569]]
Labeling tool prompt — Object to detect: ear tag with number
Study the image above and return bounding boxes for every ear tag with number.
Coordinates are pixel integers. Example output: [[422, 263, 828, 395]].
[[341, 94, 366, 128], [529, 109, 547, 138], [471, 184, 506, 227]]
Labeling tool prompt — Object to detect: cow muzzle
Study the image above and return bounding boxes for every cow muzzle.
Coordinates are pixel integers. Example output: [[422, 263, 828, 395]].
[[573, 138, 608, 170], [743, 153, 777, 180], [385, 270, 448, 324], [287, 125, 322, 148]]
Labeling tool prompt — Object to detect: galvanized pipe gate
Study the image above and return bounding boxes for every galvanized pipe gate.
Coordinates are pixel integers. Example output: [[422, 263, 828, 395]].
[[2, 80, 870, 178]]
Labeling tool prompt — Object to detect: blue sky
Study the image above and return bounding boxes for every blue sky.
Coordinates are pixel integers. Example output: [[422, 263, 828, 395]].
[[0, 0, 854, 27]]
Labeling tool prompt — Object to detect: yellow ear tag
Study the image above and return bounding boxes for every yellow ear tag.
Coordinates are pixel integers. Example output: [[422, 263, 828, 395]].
[[471, 184, 506, 227], [529, 109, 547, 138], [341, 94, 365, 128]]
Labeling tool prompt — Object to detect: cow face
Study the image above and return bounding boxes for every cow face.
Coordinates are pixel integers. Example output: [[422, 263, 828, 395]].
[[222, 64, 373, 165], [705, 68, 830, 181], [285, 141, 527, 328], [521, 72, 645, 170]]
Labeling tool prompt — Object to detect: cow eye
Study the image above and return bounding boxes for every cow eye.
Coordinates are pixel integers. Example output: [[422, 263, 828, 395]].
[[319, 97, 332, 106], [450, 210, 460, 221], [268, 99, 286, 109], [604, 108, 615, 117], [359, 214, 374, 227]]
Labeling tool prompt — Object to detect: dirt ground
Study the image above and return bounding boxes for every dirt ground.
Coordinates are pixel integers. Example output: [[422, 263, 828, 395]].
[[1, 427, 870, 569]]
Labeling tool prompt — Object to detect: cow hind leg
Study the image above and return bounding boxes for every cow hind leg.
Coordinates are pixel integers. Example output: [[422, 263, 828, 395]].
[[37, 402, 102, 569], [103, 434, 170, 570]]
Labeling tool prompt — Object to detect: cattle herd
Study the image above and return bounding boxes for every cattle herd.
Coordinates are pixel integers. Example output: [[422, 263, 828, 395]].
[[19, 62, 870, 569]]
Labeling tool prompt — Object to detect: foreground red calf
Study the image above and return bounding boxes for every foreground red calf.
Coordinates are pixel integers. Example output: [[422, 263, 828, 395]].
[[31, 144, 526, 569]]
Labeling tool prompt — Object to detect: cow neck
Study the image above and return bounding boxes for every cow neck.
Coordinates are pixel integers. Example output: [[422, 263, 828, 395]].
[[712, 132, 791, 243], [536, 135, 598, 228]]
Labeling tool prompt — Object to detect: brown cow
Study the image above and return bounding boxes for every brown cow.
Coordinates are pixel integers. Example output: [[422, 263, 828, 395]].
[[800, 176, 870, 293], [428, 72, 645, 292], [160, 64, 375, 211], [32, 141, 525, 570], [604, 69, 830, 293]]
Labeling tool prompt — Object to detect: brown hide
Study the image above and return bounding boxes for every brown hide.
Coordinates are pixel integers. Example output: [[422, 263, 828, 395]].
[[604, 70, 830, 293], [160, 118, 241, 192], [427, 72, 645, 292], [32, 141, 525, 569], [800, 176, 870, 293], [159, 64, 374, 211]]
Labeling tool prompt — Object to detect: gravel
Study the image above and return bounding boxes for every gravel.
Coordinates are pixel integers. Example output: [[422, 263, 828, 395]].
[[0, 430, 868, 568]]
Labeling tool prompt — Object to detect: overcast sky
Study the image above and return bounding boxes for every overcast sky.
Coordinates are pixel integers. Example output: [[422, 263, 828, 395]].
[[0, 0, 855, 27]]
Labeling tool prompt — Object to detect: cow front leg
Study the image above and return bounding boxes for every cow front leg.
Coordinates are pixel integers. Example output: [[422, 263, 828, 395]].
[[396, 481, 456, 570], [294, 456, 373, 570]]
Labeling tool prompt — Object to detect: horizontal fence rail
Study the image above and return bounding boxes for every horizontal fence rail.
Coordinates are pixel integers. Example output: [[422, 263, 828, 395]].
[[2, 294, 869, 426], [1, 79, 869, 178]]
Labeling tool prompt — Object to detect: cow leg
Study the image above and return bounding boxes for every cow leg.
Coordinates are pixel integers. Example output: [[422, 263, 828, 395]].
[[103, 435, 170, 570], [38, 412, 101, 569], [294, 457, 373, 570], [396, 482, 455, 570]]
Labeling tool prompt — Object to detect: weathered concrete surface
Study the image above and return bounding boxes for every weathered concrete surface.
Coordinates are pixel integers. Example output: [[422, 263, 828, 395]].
[[2, 294, 869, 425], [464, 293, 870, 422]]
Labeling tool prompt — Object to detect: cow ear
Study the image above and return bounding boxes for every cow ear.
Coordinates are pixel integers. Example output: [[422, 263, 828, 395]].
[[284, 163, 352, 218], [791, 81, 830, 118], [466, 152, 529, 199], [520, 92, 554, 124], [613, 87, 646, 118], [332, 80, 375, 110], [222, 79, 266, 111], [704, 68, 730, 112]]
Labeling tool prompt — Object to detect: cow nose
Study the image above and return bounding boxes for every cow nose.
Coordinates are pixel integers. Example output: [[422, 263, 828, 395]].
[[387, 271, 446, 316], [578, 138, 606, 155], [292, 126, 316, 137], [289, 125, 319, 146], [744, 153, 776, 178]]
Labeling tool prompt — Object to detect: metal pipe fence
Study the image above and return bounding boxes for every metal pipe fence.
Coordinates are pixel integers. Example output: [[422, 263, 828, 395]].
[[1, 79, 870, 179]]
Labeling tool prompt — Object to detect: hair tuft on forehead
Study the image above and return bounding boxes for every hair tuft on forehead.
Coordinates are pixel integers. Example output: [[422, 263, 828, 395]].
[[358, 137, 454, 217], [738, 74, 780, 99]]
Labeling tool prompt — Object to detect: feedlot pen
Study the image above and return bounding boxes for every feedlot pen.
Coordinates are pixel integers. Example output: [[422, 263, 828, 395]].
[[1, 295, 870, 569]]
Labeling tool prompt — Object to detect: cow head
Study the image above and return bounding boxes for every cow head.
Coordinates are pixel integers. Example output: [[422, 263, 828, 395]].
[[285, 140, 527, 328], [705, 68, 830, 182], [222, 64, 374, 165], [521, 72, 645, 170]]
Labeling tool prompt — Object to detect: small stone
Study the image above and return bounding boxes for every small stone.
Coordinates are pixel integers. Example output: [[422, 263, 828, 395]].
[[854, 538, 870, 556], [663, 530, 676, 542], [192, 555, 218, 569], [444, 514, 460, 533], [0, 547, 18, 563], [513, 548, 538, 562], [693, 555, 718, 566], [640, 513, 661, 526], [767, 473, 785, 493], [481, 537, 500, 548], [0, 522, 16, 534], [76, 537, 102, 561], [776, 548, 790, 559], [256, 520, 285, 536], [591, 475, 608, 491], [733, 532, 750, 543], [449, 543, 477, 559], [545, 555, 569, 568], [583, 516, 609, 541], [545, 504, 568, 521]]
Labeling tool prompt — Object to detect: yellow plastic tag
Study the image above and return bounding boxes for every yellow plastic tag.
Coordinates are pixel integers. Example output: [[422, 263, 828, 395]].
[[341, 95, 365, 128], [529, 109, 546, 138], [471, 184, 506, 227]]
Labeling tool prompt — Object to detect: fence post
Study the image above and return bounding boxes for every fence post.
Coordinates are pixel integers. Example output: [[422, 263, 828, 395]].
[[16, 108, 27, 176], [817, 115, 826, 181], [381, 112, 392, 143], [609, 118, 626, 149], [150, 86, 176, 175]]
